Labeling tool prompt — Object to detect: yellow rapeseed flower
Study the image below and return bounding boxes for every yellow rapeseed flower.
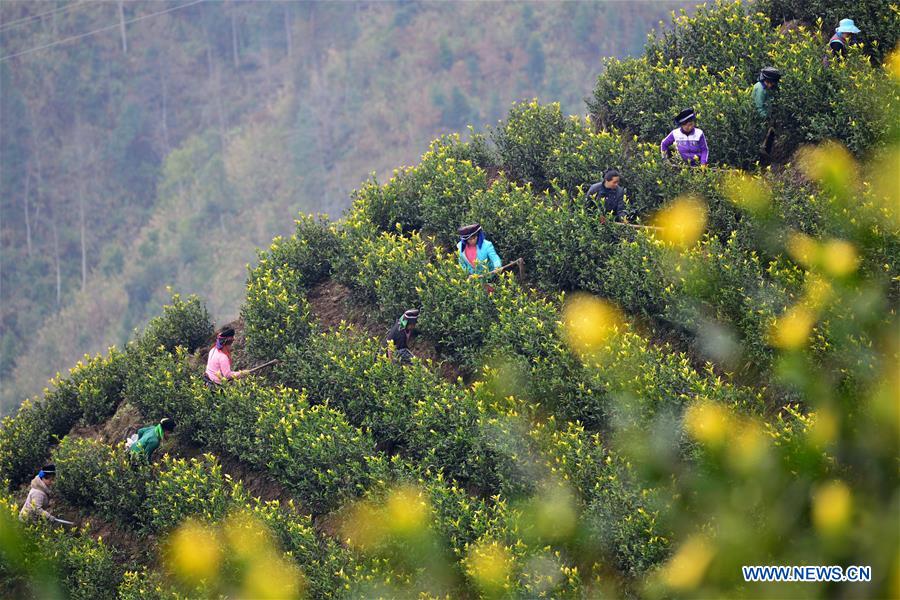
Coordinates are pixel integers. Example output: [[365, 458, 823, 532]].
[[787, 232, 819, 268], [466, 540, 513, 593], [242, 555, 305, 600], [340, 501, 386, 550], [651, 196, 708, 248], [822, 239, 860, 277], [723, 171, 770, 213], [561, 293, 622, 355], [885, 44, 900, 80], [166, 520, 222, 585], [385, 485, 429, 537], [812, 480, 852, 536], [798, 142, 857, 198], [769, 305, 816, 350], [727, 420, 768, 471], [661, 535, 714, 591], [684, 401, 731, 447]]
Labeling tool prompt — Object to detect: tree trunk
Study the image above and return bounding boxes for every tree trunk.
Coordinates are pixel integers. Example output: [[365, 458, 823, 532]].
[[52, 216, 61, 307], [75, 118, 88, 293], [78, 170, 87, 293], [23, 170, 32, 257], [230, 5, 240, 69], [161, 66, 171, 153], [283, 5, 293, 59], [117, 0, 128, 54]]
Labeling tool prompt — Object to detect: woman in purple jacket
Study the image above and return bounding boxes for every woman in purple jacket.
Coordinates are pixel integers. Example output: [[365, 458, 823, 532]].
[[660, 108, 708, 166]]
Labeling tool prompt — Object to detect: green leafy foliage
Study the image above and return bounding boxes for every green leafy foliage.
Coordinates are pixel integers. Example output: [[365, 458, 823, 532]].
[[144, 454, 236, 533], [139, 293, 213, 355], [52, 436, 149, 526], [241, 261, 314, 361]]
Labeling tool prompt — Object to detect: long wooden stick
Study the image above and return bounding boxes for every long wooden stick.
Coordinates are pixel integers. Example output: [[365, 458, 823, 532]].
[[613, 221, 662, 231], [245, 359, 279, 374], [480, 257, 525, 278]]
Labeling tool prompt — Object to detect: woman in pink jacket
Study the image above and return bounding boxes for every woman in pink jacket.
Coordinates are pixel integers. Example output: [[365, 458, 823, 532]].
[[204, 327, 247, 387]]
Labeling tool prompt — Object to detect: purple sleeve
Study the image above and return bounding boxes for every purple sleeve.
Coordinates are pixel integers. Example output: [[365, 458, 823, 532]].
[[660, 131, 675, 155], [698, 132, 709, 165]]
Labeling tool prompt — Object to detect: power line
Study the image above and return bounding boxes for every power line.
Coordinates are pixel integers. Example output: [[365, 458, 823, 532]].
[[0, 1, 93, 34], [0, 0, 206, 62]]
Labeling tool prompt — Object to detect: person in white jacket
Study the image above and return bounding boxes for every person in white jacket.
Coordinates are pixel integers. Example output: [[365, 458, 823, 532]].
[[19, 464, 58, 522]]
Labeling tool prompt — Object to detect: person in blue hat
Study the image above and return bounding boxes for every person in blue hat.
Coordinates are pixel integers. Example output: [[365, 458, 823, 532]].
[[827, 18, 861, 59]]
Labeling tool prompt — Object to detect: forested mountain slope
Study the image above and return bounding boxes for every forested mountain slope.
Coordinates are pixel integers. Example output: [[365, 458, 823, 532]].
[[0, 0, 898, 598], [0, 0, 687, 415]]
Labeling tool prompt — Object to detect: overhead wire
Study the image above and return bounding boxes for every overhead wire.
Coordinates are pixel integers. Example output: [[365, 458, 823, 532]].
[[0, 1, 91, 33], [0, 0, 206, 62]]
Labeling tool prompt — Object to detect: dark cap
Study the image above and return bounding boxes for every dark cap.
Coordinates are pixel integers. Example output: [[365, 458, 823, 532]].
[[160, 417, 176, 432], [457, 223, 482, 239], [674, 108, 696, 126], [402, 309, 420, 323], [218, 327, 236, 339], [760, 67, 781, 83]]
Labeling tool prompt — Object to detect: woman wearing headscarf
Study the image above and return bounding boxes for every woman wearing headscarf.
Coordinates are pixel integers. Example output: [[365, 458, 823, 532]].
[[205, 327, 247, 386], [457, 223, 502, 276], [19, 464, 58, 522]]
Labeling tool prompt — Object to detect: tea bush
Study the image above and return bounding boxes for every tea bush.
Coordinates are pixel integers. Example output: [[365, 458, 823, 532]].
[[46, 527, 122, 600], [543, 120, 628, 195], [757, 0, 900, 63], [646, 1, 773, 84], [347, 134, 495, 236], [0, 400, 63, 488], [465, 178, 543, 273], [52, 436, 149, 526], [256, 390, 384, 515], [123, 346, 212, 442], [262, 213, 341, 289], [241, 495, 348, 597], [139, 293, 213, 355], [144, 454, 236, 532], [492, 100, 573, 188], [338, 230, 430, 324], [416, 252, 496, 368], [582, 456, 671, 578], [242, 260, 314, 361], [591, 58, 761, 167], [417, 144, 488, 235], [275, 328, 441, 450], [72, 348, 130, 425]]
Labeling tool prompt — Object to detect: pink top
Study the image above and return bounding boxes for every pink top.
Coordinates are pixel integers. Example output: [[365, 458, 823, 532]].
[[464, 243, 478, 268], [206, 347, 235, 383]]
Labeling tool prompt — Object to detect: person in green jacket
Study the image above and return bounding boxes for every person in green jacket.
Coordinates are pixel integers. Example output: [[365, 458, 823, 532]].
[[128, 417, 175, 460], [751, 67, 781, 119], [751, 67, 781, 160]]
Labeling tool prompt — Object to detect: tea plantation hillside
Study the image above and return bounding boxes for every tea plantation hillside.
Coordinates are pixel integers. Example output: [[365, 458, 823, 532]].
[[1, 1, 898, 598]]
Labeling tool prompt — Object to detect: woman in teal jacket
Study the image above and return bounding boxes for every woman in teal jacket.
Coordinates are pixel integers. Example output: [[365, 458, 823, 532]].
[[458, 223, 502, 275]]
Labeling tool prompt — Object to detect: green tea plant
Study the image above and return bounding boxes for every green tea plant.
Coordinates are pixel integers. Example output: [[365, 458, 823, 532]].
[[491, 100, 573, 188], [241, 260, 314, 361], [139, 292, 213, 355], [144, 454, 237, 533], [52, 436, 149, 526]]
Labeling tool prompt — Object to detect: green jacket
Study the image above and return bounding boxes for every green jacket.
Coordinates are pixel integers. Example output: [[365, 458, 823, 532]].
[[131, 424, 164, 460], [751, 81, 770, 119]]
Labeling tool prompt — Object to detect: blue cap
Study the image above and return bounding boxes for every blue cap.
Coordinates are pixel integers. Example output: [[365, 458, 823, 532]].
[[836, 19, 860, 34]]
